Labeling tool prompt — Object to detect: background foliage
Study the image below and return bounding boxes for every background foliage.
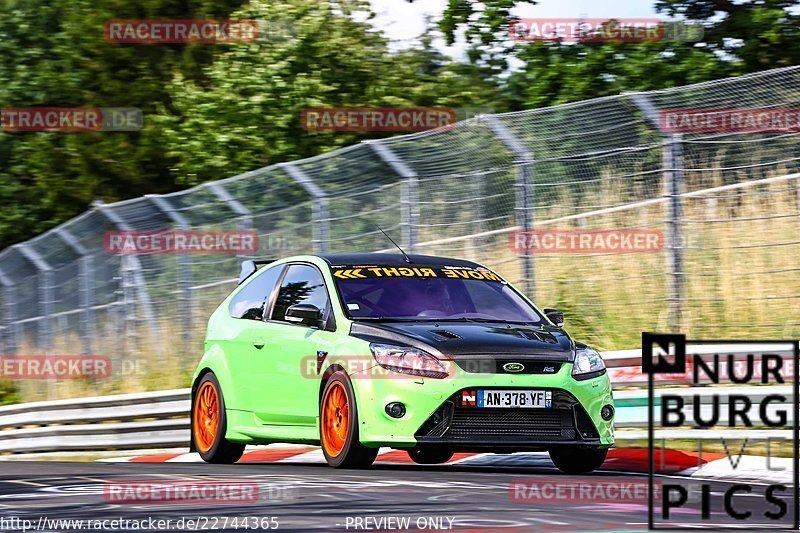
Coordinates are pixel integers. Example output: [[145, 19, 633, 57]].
[[1, 0, 799, 248]]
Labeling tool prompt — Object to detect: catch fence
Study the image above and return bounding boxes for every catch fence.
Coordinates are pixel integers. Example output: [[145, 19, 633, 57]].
[[1, 66, 799, 379]]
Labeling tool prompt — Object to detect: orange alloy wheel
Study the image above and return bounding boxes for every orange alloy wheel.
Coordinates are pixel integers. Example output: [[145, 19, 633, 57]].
[[194, 381, 220, 453], [321, 381, 350, 457]]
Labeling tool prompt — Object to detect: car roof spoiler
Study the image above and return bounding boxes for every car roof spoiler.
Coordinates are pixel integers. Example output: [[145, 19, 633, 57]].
[[238, 259, 276, 285]]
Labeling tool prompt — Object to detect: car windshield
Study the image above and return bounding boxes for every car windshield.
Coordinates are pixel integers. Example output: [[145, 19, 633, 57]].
[[331, 264, 544, 324]]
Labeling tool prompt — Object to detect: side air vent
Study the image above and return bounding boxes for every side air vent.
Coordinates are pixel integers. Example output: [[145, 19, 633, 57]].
[[517, 329, 543, 341], [517, 329, 559, 344], [429, 330, 462, 340]]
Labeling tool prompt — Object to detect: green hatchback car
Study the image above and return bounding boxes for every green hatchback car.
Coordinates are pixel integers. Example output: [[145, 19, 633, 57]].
[[190, 253, 614, 470]]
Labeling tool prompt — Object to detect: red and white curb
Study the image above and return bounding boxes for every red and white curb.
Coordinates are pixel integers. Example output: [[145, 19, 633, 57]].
[[99, 446, 793, 484]]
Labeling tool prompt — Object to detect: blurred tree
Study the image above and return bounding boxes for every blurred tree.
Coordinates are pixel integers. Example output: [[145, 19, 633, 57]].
[[505, 40, 730, 109], [0, 0, 501, 246], [655, 0, 800, 71], [159, 2, 502, 185], [431, 0, 538, 72], [438, 0, 800, 109], [0, 0, 248, 248]]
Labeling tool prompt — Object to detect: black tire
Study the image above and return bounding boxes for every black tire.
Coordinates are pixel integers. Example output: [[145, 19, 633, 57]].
[[406, 446, 454, 465], [192, 373, 245, 464], [549, 447, 608, 474], [319, 371, 379, 468]]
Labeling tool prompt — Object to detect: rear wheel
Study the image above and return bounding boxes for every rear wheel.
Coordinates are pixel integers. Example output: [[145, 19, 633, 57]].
[[549, 447, 607, 474], [407, 446, 453, 465], [319, 372, 378, 468], [192, 373, 245, 464]]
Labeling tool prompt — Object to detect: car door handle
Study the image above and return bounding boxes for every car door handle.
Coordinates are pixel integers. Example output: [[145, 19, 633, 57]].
[[252, 341, 265, 349]]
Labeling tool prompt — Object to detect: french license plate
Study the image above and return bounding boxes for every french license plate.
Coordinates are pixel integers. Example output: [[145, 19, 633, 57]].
[[467, 389, 552, 408]]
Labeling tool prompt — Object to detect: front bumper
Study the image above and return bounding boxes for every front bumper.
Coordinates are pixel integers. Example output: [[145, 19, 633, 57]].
[[349, 359, 614, 449]]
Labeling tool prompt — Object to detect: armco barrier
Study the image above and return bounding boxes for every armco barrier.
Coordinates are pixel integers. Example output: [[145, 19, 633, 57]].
[[0, 389, 190, 453], [0, 346, 794, 454]]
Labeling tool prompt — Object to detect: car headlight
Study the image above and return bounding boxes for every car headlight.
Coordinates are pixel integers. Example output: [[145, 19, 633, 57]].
[[572, 346, 606, 380], [369, 343, 449, 379]]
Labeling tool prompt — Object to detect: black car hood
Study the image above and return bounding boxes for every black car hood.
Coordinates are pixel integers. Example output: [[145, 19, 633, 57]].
[[350, 321, 574, 361]]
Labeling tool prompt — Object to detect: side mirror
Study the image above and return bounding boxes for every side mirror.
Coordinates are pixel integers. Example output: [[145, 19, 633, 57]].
[[286, 303, 323, 327], [543, 308, 564, 327]]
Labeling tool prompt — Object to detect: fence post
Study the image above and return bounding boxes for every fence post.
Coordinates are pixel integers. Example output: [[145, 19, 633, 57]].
[[54, 228, 92, 355], [208, 183, 255, 255], [469, 172, 485, 261], [664, 133, 685, 329], [119, 255, 137, 357], [0, 268, 17, 355], [367, 142, 419, 252], [628, 93, 685, 331], [15, 244, 53, 352], [401, 178, 419, 253], [147, 195, 192, 351], [280, 163, 329, 254], [92, 201, 158, 339], [484, 115, 535, 298], [795, 176, 800, 226]]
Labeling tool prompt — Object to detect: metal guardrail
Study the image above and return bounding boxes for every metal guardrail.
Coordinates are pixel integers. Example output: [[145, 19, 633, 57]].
[[0, 389, 190, 453], [0, 346, 794, 454]]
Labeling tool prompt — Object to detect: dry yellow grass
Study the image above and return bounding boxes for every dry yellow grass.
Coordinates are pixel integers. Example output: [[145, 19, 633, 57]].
[[12, 319, 198, 403], [421, 174, 800, 350]]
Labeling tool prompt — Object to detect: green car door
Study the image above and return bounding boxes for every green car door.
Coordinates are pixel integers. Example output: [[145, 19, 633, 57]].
[[250, 262, 337, 427], [223, 263, 285, 412]]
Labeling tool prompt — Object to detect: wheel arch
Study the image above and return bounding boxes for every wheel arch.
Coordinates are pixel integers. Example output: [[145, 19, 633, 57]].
[[318, 363, 348, 404], [190, 344, 239, 451], [191, 343, 239, 408]]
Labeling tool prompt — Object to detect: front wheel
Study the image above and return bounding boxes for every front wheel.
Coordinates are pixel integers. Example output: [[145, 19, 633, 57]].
[[319, 372, 378, 468], [549, 447, 607, 474], [192, 373, 245, 464]]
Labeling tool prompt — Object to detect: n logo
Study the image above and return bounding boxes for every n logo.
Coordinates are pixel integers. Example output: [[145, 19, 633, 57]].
[[461, 390, 476, 407], [642, 332, 686, 374]]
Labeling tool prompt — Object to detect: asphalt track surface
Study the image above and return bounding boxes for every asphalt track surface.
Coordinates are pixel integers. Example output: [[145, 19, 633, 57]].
[[0, 459, 794, 532]]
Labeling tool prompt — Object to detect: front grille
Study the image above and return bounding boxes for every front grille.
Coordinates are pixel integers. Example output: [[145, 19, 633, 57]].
[[415, 388, 594, 443], [454, 359, 564, 374], [447, 409, 573, 439]]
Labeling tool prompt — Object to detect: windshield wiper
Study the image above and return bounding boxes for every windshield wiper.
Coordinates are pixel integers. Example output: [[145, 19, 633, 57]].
[[352, 316, 541, 325], [352, 317, 431, 322], [433, 317, 540, 325]]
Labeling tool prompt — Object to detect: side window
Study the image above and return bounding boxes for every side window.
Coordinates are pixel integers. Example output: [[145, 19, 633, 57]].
[[271, 264, 330, 322], [229, 265, 284, 320]]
